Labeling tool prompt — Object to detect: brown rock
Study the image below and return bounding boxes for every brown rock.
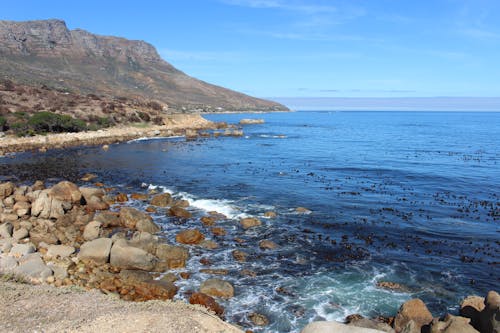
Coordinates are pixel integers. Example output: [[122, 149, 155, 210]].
[[201, 216, 216, 226], [13, 201, 31, 217], [81, 173, 97, 182], [240, 217, 262, 229], [94, 211, 121, 227], [50, 181, 82, 203], [295, 207, 311, 213], [172, 200, 189, 208], [259, 240, 278, 250], [376, 281, 410, 293], [130, 193, 149, 201], [131, 280, 177, 301], [200, 240, 219, 250], [460, 295, 485, 329], [211, 227, 227, 236], [0, 182, 15, 199], [264, 211, 277, 218], [155, 244, 189, 270], [248, 313, 269, 326], [109, 239, 155, 271], [189, 292, 225, 318], [395, 299, 433, 333], [430, 314, 479, 333], [240, 269, 257, 278], [150, 193, 172, 207], [119, 207, 159, 233], [232, 250, 249, 262], [145, 206, 157, 213], [200, 269, 229, 275], [169, 206, 192, 219], [115, 193, 128, 202], [200, 278, 234, 298], [175, 229, 205, 245], [180, 272, 191, 279]]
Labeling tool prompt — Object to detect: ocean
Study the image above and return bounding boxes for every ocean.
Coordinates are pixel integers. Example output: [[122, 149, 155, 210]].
[[1, 111, 499, 332]]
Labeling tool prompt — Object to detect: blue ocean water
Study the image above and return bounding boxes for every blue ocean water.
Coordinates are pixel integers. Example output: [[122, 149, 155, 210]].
[[1, 111, 499, 332]]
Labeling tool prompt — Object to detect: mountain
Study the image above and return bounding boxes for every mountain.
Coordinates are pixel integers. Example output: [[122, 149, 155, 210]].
[[0, 19, 287, 112]]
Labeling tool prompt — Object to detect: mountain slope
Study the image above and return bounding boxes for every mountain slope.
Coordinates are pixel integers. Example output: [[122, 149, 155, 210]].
[[0, 19, 287, 112]]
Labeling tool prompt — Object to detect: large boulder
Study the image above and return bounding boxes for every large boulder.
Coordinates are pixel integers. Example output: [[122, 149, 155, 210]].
[[14, 253, 53, 281], [124, 280, 177, 301], [302, 321, 387, 333], [78, 238, 113, 264], [110, 239, 155, 271], [9, 243, 36, 258], [0, 182, 15, 199], [83, 221, 102, 241], [119, 207, 160, 233], [127, 232, 159, 254], [199, 278, 234, 299], [168, 206, 192, 219], [394, 299, 433, 333], [189, 292, 225, 318], [46, 244, 75, 259], [154, 243, 189, 270], [0, 255, 18, 272], [29, 223, 59, 246], [430, 314, 479, 333], [175, 229, 205, 245], [240, 217, 262, 229], [150, 193, 173, 207], [479, 291, 500, 333], [460, 295, 485, 329], [31, 191, 65, 219], [0, 222, 13, 238], [49, 181, 82, 204], [94, 211, 121, 227], [13, 201, 31, 217]]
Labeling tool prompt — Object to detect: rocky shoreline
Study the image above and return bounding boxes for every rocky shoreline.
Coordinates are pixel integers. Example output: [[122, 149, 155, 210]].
[[0, 113, 245, 156], [0, 179, 498, 333]]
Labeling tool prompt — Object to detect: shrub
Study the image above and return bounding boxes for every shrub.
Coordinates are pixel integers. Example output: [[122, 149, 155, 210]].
[[0, 116, 6, 131], [27, 112, 87, 134], [147, 101, 162, 111]]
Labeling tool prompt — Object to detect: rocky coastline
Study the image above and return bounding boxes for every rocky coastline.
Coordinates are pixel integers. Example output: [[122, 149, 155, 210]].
[[0, 113, 247, 156], [0, 178, 498, 333]]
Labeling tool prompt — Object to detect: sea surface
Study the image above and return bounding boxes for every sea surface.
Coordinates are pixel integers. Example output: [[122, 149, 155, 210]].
[[1, 111, 499, 332]]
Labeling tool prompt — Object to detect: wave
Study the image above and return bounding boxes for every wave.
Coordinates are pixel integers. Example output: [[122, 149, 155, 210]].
[[127, 135, 185, 143]]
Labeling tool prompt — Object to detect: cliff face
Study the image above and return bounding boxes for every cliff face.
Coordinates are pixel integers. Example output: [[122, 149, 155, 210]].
[[0, 19, 287, 112]]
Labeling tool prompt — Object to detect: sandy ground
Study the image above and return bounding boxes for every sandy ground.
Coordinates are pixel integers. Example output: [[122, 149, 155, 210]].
[[0, 281, 243, 333]]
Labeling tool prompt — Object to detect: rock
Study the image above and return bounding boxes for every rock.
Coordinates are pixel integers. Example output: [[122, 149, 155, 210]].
[[155, 244, 189, 270], [83, 221, 102, 241], [0, 222, 13, 238], [259, 239, 278, 250], [296, 207, 311, 214], [46, 244, 75, 259], [127, 232, 159, 254], [240, 217, 262, 229], [346, 316, 395, 332], [199, 278, 234, 298], [12, 227, 29, 240], [119, 269, 152, 283], [14, 253, 53, 281], [85, 195, 110, 212], [13, 201, 31, 216], [79, 187, 105, 201], [78, 238, 113, 264], [301, 321, 387, 333], [145, 206, 157, 213], [102, 144, 109, 151], [9, 243, 36, 257], [189, 292, 225, 318], [239, 118, 265, 125], [249, 313, 269, 326], [150, 193, 173, 207], [210, 227, 226, 236], [29, 223, 59, 246], [200, 269, 229, 275], [119, 207, 159, 233], [430, 314, 479, 333], [32, 180, 45, 191], [130, 193, 149, 201], [376, 281, 410, 293], [0, 255, 18, 272], [31, 191, 65, 219], [200, 240, 219, 250], [394, 299, 433, 333], [175, 229, 205, 245], [460, 295, 485, 329], [94, 211, 121, 227], [0, 213, 18, 223], [81, 173, 97, 182], [160, 273, 178, 284], [110, 239, 155, 271], [0, 182, 15, 199], [115, 193, 128, 202], [49, 181, 82, 204], [180, 272, 191, 279], [0, 238, 13, 253], [47, 260, 72, 280], [232, 249, 249, 262], [264, 211, 277, 218], [480, 290, 500, 333], [240, 269, 257, 278], [201, 216, 216, 226], [172, 200, 189, 208], [128, 280, 177, 301], [169, 206, 192, 219]]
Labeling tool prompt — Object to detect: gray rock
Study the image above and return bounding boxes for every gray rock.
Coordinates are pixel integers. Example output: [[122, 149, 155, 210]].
[[12, 227, 29, 240], [13, 201, 31, 217], [119, 269, 153, 283], [46, 244, 75, 259], [301, 321, 387, 333], [0, 254, 18, 272], [0, 238, 13, 253], [119, 207, 160, 233], [31, 191, 65, 219], [9, 243, 36, 257], [109, 239, 155, 271], [47, 260, 72, 280], [154, 243, 189, 270], [83, 221, 102, 241], [430, 315, 479, 333], [0, 222, 13, 238], [128, 232, 159, 253], [78, 238, 113, 264], [14, 253, 53, 281], [49, 181, 82, 203]]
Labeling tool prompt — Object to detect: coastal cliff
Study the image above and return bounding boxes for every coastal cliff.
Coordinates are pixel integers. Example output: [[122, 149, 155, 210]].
[[0, 19, 287, 112]]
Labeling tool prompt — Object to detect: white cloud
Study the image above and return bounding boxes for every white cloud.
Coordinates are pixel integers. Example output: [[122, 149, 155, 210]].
[[220, 0, 337, 14]]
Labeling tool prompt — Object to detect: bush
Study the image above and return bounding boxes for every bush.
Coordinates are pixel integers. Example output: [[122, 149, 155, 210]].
[[0, 116, 5, 131], [27, 112, 87, 134]]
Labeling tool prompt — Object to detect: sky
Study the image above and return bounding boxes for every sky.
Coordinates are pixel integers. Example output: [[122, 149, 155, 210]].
[[2, 0, 500, 106]]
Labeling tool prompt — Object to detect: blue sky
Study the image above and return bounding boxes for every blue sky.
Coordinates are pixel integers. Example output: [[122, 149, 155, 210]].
[[2, 0, 500, 100]]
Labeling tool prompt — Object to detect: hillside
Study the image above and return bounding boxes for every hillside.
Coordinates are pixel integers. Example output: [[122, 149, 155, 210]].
[[0, 19, 287, 113]]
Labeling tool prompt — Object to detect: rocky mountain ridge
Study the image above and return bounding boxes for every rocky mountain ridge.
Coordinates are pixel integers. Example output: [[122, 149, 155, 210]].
[[0, 19, 287, 112]]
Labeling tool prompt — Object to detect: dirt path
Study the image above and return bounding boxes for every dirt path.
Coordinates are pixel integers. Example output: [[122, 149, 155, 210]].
[[0, 281, 243, 333]]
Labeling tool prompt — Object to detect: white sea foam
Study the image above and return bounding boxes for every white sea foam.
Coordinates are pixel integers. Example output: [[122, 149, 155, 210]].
[[127, 135, 185, 143]]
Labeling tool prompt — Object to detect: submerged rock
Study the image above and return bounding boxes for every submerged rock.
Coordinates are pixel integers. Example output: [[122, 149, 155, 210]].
[[249, 312, 270, 326], [240, 217, 262, 229]]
